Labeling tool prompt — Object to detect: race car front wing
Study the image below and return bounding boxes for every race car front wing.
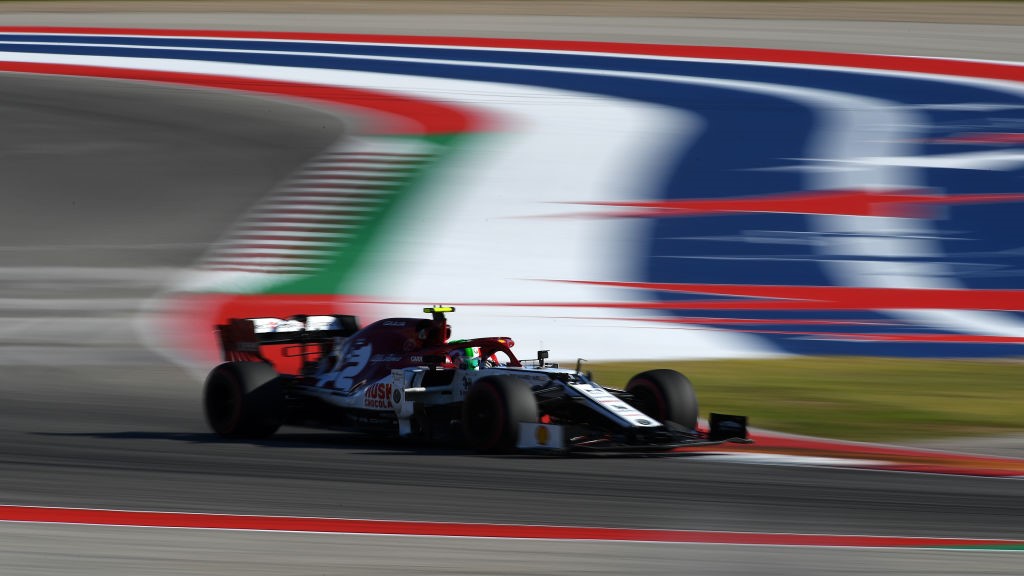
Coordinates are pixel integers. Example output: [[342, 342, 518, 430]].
[[517, 413, 751, 453]]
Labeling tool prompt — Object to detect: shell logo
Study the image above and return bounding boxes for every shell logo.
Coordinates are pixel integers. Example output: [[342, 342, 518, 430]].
[[535, 425, 550, 446]]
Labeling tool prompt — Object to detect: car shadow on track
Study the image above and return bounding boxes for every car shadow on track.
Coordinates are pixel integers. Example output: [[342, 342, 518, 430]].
[[31, 429, 692, 459], [33, 429, 488, 457]]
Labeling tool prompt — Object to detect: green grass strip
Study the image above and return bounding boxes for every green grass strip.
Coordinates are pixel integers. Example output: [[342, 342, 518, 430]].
[[589, 356, 1024, 442]]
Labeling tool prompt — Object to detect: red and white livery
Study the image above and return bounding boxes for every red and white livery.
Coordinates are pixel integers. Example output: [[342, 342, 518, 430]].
[[204, 307, 750, 452]]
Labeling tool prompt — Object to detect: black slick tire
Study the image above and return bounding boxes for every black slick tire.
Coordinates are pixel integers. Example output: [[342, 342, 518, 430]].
[[203, 361, 285, 439], [625, 369, 699, 430], [462, 375, 538, 452]]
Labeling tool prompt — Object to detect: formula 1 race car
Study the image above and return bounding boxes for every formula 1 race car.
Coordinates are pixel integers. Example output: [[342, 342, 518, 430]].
[[203, 307, 750, 453]]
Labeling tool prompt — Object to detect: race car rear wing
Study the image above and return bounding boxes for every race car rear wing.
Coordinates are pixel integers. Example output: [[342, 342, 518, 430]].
[[216, 315, 359, 363]]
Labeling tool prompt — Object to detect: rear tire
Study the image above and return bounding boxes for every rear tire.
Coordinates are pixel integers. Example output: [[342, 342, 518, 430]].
[[203, 361, 285, 439], [462, 376, 538, 452], [625, 369, 698, 430]]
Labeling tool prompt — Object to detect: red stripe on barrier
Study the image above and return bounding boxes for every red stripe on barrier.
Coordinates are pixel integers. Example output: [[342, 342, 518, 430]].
[[583, 190, 1024, 219], [2, 505, 1022, 547], [0, 61, 490, 135], [537, 281, 1024, 312], [2, 27, 1022, 84]]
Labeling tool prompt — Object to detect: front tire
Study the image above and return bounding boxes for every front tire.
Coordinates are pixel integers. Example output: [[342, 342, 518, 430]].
[[625, 369, 698, 430], [203, 361, 285, 439], [462, 376, 538, 452]]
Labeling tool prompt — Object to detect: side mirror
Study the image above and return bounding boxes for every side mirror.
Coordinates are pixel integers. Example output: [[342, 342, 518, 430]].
[[537, 349, 549, 368]]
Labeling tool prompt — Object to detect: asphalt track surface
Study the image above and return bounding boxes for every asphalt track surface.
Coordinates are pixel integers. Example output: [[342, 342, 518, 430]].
[[1, 8, 1023, 575]]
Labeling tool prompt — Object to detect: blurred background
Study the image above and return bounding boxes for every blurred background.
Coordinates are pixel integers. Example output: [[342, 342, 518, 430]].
[[1, 2, 1023, 574]]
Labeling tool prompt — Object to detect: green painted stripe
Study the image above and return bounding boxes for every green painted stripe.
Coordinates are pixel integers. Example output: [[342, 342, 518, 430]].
[[249, 132, 468, 296]]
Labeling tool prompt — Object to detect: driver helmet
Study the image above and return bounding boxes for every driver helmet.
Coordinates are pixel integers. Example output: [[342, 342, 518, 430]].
[[448, 342, 479, 370], [460, 347, 479, 370]]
